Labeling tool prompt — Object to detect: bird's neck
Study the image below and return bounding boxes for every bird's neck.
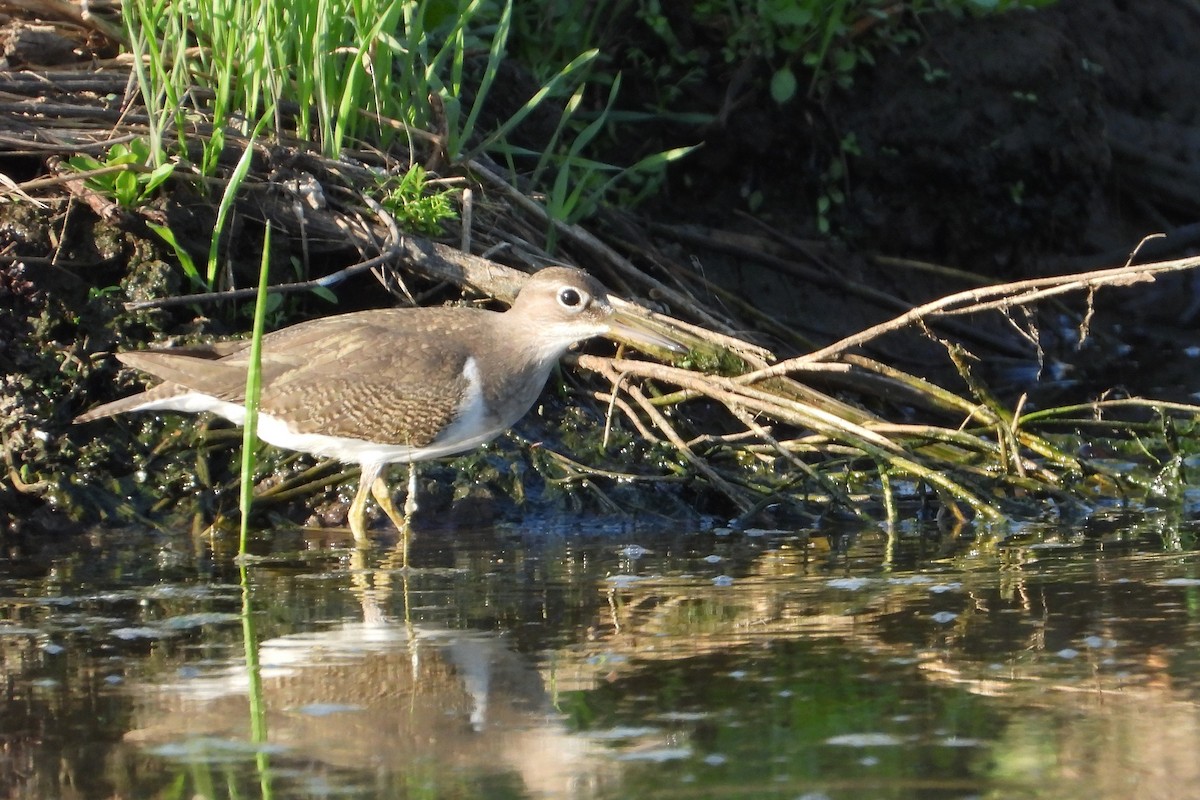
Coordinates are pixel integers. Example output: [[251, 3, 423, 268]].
[[475, 316, 577, 428]]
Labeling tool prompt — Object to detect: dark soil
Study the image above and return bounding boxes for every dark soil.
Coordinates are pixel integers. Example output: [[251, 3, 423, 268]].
[[5, 0, 1200, 540], [653, 0, 1200, 267], [631, 0, 1200, 396]]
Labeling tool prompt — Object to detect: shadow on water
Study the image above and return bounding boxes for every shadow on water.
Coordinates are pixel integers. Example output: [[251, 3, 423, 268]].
[[3, 512, 1200, 799]]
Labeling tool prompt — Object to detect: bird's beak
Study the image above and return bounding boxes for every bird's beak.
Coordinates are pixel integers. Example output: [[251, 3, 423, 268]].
[[607, 305, 688, 355]]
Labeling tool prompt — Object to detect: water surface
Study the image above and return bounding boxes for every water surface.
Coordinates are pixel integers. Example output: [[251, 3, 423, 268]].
[[3, 512, 1199, 799]]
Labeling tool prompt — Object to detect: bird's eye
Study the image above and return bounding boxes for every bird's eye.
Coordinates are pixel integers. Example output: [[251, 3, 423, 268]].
[[558, 287, 586, 310]]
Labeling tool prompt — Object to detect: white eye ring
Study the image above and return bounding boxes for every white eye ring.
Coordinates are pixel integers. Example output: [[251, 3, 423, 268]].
[[557, 286, 587, 311]]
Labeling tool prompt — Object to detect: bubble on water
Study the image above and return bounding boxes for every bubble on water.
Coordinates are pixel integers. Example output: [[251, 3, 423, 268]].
[[887, 575, 933, 585], [112, 626, 165, 640], [583, 726, 660, 741], [938, 736, 984, 747], [1159, 578, 1200, 586], [294, 703, 363, 717], [827, 577, 872, 591], [825, 733, 903, 747], [1083, 635, 1117, 649], [615, 747, 692, 763]]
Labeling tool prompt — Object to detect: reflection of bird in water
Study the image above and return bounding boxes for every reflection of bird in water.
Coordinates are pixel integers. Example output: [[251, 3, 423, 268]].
[[127, 617, 612, 798]]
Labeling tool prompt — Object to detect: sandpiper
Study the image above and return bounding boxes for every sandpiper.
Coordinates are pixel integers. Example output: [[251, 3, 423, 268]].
[[76, 267, 681, 546]]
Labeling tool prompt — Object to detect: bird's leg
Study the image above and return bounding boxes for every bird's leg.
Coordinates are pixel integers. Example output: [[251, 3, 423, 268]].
[[371, 474, 409, 530], [349, 463, 382, 548], [371, 470, 412, 569]]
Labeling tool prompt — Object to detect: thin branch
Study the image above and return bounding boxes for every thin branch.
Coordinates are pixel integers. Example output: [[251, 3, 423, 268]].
[[740, 255, 1200, 379]]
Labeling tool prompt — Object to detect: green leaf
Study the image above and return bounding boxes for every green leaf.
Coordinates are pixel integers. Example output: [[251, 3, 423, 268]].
[[771, 6, 812, 26], [310, 285, 338, 304], [114, 170, 139, 205], [66, 154, 103, 172], [142, 161, 176, 194], [770, 66, 798, 105], [208, 112, 271, 287], [146, 221, 202, 288], [834, 48, 858, 73]]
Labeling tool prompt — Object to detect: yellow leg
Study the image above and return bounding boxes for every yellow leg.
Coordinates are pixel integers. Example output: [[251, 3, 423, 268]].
[[371, 474, 408, 530], [371, 470, 414, 569], [348, 463, 380, 548]]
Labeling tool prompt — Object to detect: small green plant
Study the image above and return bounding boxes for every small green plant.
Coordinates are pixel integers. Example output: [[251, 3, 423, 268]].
[[641, 0, 1058, 103], [1008, 179, 1026, 206], [666, 0, 876, 101], [66, 139, 174, 208], [377, 165, 459, 235], [815, 132, 860, 234], [918, 56, 950, 84]]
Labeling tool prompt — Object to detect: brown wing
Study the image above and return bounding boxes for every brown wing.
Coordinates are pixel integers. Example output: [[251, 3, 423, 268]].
[[94, 307, 492, 446], [261, 372, 468, 447]]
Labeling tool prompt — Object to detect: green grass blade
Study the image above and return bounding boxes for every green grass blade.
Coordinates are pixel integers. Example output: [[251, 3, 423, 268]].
[[207, 114, 270, 287], [461, 48, 600, 163], [146, 221, 202, 290], [451, 0, 511, 156], [239, 222, 272, 555]]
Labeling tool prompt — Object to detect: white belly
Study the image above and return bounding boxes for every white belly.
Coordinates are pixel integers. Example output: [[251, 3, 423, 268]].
[[128, 358, 506, 466]]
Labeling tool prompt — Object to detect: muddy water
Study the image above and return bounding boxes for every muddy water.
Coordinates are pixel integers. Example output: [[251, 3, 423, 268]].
[[3, 512, 1200, 799]]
